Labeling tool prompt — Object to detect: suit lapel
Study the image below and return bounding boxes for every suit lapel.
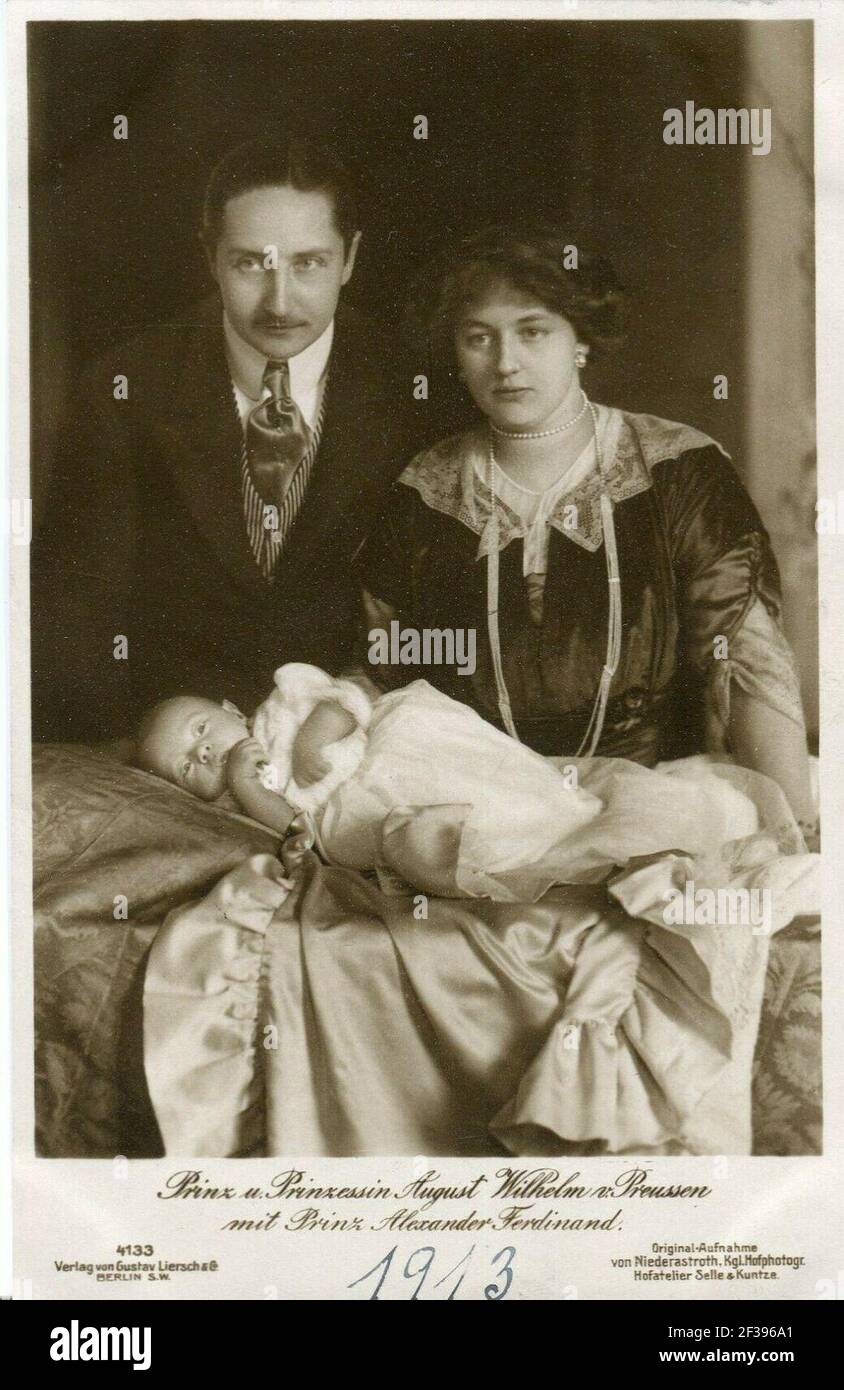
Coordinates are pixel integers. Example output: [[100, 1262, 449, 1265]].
[[158, 303, 268, 598], [156, 301, 397, 602], [275, 306, 387, 581]]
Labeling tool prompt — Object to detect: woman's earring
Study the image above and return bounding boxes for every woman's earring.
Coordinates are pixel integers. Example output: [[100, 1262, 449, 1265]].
[[574, 348, 588, 369]]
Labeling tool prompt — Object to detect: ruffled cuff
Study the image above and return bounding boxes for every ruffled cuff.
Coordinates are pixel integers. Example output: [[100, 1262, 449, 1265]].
[[253, 663, 373, 814], [707, 597, 806, 741], [273, 662, 373, 731]]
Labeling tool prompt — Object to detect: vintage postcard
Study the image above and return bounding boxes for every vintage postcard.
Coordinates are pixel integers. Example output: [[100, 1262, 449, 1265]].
[[6, 0, 843, 1306]]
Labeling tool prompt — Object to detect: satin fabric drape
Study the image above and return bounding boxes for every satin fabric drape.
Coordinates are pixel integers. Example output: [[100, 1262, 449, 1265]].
[[144, 816, 818, 1158]]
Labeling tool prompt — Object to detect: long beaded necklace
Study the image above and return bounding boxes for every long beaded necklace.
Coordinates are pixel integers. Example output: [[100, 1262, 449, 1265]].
[[485, 399, 622, 757]]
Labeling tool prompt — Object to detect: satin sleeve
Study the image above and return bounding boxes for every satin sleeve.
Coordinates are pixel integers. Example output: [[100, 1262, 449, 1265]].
[[658, 447, 808, 741], [709, 597, 806, 734], [660, 444, 773, 645]]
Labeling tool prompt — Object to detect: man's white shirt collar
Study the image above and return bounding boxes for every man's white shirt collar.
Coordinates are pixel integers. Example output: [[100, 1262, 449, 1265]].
[[224, 314, 334, 429]]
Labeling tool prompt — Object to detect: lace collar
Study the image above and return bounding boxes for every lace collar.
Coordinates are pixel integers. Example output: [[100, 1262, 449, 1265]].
[[398, 404, 727, 555]]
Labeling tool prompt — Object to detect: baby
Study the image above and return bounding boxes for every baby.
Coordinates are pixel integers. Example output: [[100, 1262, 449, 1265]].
[[135, 665, 380, 839], [136, 663, 788, 902]]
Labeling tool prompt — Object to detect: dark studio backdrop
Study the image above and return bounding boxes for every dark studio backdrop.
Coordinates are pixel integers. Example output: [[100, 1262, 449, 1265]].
[[27, 16, 818, 727]]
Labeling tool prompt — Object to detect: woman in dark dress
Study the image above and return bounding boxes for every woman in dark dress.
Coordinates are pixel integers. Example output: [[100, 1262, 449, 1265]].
[[361, 223, 817, 846]]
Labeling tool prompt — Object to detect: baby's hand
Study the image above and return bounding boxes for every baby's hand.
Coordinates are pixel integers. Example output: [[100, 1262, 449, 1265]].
[[226, 737, 272, 791]]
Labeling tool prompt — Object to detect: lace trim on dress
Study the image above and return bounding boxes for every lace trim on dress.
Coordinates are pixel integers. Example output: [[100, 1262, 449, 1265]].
[[706, 597, 807, 741], [491, 438, 597, 575], [398, 406, 728, 555]]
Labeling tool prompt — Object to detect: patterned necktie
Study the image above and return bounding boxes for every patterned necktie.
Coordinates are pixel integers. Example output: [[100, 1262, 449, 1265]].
[[245, 359, 311, 510]]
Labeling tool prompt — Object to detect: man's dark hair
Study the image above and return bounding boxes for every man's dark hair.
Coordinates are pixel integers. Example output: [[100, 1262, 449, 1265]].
[[202, 133, 360, 252]]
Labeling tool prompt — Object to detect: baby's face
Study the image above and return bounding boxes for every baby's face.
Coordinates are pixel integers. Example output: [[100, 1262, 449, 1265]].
[[138, 696, 248, 800]]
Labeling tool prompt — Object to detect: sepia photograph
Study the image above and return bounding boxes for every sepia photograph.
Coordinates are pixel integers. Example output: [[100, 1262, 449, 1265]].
[[25, 12, 822, 1163], [10, 0, 844, 1311]]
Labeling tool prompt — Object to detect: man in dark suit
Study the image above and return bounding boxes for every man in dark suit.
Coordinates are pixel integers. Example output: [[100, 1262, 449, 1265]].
[[31, 134, 424, 742]]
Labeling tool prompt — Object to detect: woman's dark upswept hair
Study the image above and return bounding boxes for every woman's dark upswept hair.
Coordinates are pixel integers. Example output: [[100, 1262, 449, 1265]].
[[412, 221, 628, 367]]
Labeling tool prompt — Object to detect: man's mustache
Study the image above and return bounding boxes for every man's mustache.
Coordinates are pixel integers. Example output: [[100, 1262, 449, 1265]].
[[254, 316, 309, 329]]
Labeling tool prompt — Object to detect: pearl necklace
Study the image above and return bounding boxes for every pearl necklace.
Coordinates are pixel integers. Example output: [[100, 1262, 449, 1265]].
[[485, 398, 622, 757], [490, 388, 589, 440]]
